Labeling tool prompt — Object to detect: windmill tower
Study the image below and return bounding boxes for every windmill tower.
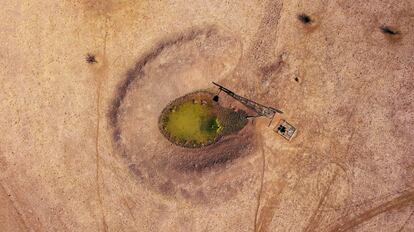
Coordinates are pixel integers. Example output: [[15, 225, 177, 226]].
[[212, 82, 296, 140]]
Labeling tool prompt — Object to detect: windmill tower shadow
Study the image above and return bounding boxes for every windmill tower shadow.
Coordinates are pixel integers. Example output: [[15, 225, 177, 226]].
[[211, 82, 296, 140]]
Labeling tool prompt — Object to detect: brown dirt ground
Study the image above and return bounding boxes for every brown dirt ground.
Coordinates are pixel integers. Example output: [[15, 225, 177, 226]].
[[0, 0, 413, 231]]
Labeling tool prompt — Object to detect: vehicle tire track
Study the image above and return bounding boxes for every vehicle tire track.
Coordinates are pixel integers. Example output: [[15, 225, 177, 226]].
[[303, 170, 338, 232], [328, 190, 414, 232]]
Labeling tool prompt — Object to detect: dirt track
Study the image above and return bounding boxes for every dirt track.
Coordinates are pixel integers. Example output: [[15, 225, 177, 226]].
[[0, 0, 413, 231]]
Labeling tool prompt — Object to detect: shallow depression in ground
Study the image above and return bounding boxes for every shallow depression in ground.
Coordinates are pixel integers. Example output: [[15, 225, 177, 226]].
[[158, 91, 249, 148], [162, 100, 222, 146]]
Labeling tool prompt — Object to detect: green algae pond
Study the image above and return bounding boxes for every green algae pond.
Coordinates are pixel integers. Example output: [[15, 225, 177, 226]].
[[159, 91, 248, 148], [164, 101, 222, 145]]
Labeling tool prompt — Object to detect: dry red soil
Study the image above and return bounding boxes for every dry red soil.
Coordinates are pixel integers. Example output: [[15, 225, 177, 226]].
[[0, 0, 413, 231]]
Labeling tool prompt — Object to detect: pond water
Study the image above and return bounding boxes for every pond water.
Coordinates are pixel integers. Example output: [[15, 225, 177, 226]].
[[161, 100, 222, 147], [159, 91, 247, 148]]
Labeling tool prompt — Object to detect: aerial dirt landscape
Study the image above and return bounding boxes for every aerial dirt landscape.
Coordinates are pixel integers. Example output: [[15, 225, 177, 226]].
[[0, 0, 413, 231]]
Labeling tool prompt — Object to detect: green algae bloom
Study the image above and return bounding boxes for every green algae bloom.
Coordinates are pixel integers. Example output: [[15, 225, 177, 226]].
[[159, 91, 247, 148], [163, 101, 222, 146]]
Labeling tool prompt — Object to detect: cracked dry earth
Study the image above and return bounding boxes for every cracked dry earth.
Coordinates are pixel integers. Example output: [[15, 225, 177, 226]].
[[1, 0, 413, 231]]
